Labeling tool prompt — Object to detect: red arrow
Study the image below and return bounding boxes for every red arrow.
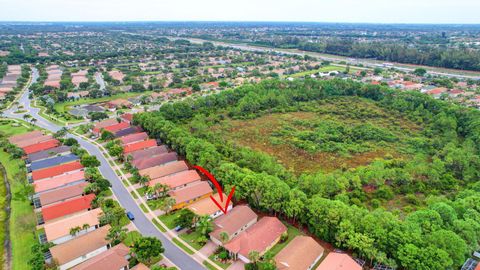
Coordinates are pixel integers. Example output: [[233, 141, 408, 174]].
[[193, 165, 235, 214]]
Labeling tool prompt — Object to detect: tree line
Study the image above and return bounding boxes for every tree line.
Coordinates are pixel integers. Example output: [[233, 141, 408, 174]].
[[134, 79, 480, 269]]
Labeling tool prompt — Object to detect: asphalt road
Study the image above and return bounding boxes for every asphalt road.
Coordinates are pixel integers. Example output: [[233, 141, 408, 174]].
[[3, 69, 204, 270]]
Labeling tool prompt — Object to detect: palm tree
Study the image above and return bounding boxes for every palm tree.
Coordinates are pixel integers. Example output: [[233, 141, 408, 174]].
[[23, 114, 31, 121], [161, 197, 176, 214], [81, 223, 90, 231], [30, 118, 37, 125], [196, 215, 213, 236], [154, 183, 169, 198], [138, 175, 150, 187], [69, 226, 81, 237], [248, 251, 260, 265], [219, 231, 230, 244], [106, 226, 127, 245]]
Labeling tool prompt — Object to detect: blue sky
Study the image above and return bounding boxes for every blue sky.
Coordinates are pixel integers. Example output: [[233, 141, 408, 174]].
[[0, 0, 479, 24]]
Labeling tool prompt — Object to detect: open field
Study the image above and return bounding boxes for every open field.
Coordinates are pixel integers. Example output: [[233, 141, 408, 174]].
[[208, 97, 422, 173]]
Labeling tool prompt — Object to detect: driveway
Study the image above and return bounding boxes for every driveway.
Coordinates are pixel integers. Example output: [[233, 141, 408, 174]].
[[227, 260, 245, 270], [199, 241, 218, 257], [3, 69, 205, 270]]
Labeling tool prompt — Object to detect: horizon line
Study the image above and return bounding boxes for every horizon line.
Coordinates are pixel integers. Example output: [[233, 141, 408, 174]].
[[0, 20, 480, 26]]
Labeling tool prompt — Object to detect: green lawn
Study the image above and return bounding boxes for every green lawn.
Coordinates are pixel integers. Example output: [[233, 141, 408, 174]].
[[178, 230, 205, 250], [172, 238, 195, 255], [208, 254, 232, 269], [0, 121, 39, 270], [152, 218, 167, 232], [123, 231, 142, 247], [203, 261, 218, 270], [139, 203, 148, 213], [158, 212, 180, 230], [267, 224, 304, 257]]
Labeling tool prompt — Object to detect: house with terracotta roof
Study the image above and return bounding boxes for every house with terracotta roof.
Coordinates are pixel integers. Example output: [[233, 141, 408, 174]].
[[8, 130, 43, 144], [133, 152, 177, 170], [315, 252, 362, 270], [44, 208, 103, 244], [187, 192, 232, 219], [224, 216, 287, 263], [210, 205, 258, 245], [128, 145, 168, 161], [148, 169, 201, 191], [139, 160, 189, 180], [92, 118, 119, 131], [49, 225, 111, 270], [120, 113, 133, 123], [105, 99, 132, 111], [36, 182, 87, 208], [41, 194, 95, 223], [34, 170, 85, 194], [123, 139, 157, 154], [70, 243, 130, 270], [131, 263, 149, 270], [93, 121, 130, 136], [22, 139, 60, 155], [275, 236, 324, 270], [425, 87, 448, 99], [8, 130, 44, 144], [120, 132, 149, 145], [169, 181, 213, 210], [15, 134, 53, 148], [32, 160, 83, 181]]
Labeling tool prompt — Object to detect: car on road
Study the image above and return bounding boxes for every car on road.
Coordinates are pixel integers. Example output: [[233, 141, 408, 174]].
[[126, 211, 135, 221]]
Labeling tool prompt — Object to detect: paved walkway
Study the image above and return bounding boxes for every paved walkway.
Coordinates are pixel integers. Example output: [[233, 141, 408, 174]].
[[199, 242, 218, 257]]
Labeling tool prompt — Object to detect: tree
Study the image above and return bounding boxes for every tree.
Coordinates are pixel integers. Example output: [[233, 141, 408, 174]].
[[132, 236, 164, 265], [69, 226, 81, 236], [219, 231, 230, 244], [81, 155, 101, 168], [248, 251, 260, 265], [107, 226, 128, 245], [196, 215, 213, 236], [413, 68, 427, 77], [101, 130, 115, 141], [54, 127, 68, 139], [174, 209, 196, 229], [161, 197, 176, 214]]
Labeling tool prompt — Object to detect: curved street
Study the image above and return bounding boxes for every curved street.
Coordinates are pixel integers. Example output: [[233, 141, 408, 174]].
[[3, 68, 205, 270]]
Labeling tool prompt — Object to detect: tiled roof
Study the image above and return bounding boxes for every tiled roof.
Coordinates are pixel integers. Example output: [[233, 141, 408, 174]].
[[169, 181, 213, 205], [139, 160, 189, 179], [44, 208, 102, 241], [123, 139, 157, 154], [71, 243, 129, 270], [133, 152, 177, 170], [32, 161, 83, 181], [224, 217, 286, 258], [315, 253, 362, 270], [22, 139, 60, 154], [41, 194, 95, 222], [149, 169, 200, 189], [275, 236, 324, 270], [50, 225, 110, 266]]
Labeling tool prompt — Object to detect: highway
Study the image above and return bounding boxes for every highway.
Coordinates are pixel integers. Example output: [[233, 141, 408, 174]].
[[3, 69, 204, 270], [176, 36, 480, 80]]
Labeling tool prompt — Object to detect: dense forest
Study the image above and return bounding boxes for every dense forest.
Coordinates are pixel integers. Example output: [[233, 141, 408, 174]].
[[135, 79, 480, 269]]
